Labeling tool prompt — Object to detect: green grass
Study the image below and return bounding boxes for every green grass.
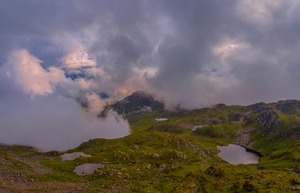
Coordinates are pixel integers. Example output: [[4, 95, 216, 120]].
[[4, 103, 300, 192]]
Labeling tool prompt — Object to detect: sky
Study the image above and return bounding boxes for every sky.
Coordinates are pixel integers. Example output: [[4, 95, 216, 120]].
[[0, 0, 300, 150]]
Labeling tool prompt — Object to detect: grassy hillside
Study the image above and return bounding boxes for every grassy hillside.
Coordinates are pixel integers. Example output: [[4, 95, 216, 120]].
[[1, 101, 300, 192]]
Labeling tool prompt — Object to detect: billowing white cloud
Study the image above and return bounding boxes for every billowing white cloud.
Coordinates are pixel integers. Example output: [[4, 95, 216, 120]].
[[2, 49, 66, 96], [62, 49, 97, 69], [85, 92, 111, 115], [75, 78, 96, 90], [0, 48, 131, 151]]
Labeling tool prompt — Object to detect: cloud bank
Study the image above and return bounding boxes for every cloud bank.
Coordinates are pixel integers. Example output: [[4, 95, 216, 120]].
[[0, 95, 130, 151], [1, 0, 300, 149], [1, 0, 299, 106]]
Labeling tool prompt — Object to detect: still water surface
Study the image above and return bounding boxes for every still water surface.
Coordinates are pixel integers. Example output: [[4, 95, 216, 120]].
[[73, 163, 105, 175], [217, 144, 260, 165], [60, 152, 91, 161]]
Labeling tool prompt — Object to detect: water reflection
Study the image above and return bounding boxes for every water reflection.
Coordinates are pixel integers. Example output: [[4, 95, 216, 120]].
[[60, 152, 91, 161], [217, 144, 260, 165]]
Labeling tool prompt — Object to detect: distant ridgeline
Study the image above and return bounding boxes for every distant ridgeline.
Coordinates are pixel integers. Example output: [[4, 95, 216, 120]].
[[78, 88, 300, 162], [110, 94, 300, 145], [109, 91, 300, 143]]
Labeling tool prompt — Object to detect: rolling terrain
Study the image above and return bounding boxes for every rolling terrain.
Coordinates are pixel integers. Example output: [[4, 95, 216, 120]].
[[1, 92, 300, 192]]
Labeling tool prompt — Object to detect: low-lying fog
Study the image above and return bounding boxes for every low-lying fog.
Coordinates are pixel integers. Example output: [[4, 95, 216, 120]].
[[0, 95, 130, 151]]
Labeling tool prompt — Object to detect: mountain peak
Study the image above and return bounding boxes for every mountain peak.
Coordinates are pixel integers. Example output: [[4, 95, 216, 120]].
[[112, 91, 164, 115]]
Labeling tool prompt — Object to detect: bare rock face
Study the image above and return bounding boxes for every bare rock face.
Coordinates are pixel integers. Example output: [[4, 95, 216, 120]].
[[257, 110, 280, 138], [276, 100, 300, 112], [249, 102, 269, 113], [233, 128, 255, 147], [245, 100, 300, 141]]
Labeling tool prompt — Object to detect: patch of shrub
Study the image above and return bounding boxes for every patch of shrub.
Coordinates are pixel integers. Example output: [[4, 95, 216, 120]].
[[194, 126, 222, 138], [147, 124, 186, 134]]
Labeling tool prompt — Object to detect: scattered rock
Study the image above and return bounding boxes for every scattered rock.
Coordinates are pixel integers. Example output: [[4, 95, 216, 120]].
[[293, 165, 300, 174], [151, 153, 160, 159], [290, 178, 300, 185], [145, 164, 151, 169], [289, 186, 300, 191], [114, 151, 129, 161], [243, 181, 255, 191], [173, 150, 187, 160], [205, 164, 224, 177]]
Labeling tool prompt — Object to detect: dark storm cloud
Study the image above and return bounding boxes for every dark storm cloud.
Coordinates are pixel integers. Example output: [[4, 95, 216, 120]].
[[0, 0, 91, 61], [104, 34, 151, 81], [1, 0, 300, 105]]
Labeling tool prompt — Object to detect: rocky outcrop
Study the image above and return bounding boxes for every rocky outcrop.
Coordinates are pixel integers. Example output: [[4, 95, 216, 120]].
[[276, 100, 300, 112], [233, 128, 255, 147], [256, 110, 280, 138], [249, 102, 269, 113]]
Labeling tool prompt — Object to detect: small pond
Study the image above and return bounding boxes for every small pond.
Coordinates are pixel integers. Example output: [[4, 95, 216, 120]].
[[60, 152, 91, 161], [155, 118, 168, 121], [217, 144, 260, 165], [191, 125, 207, 131], [73, 163, 105, 176]]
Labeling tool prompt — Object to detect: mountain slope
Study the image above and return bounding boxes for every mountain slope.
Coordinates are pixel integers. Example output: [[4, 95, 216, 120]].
[[2, 98, 300, 192]]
